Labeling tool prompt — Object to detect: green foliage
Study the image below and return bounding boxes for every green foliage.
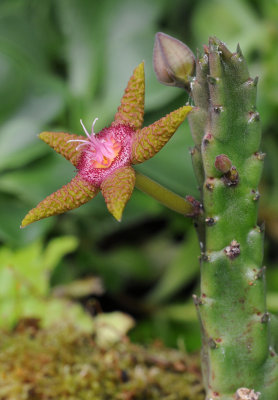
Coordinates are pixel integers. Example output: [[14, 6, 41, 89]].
[[0, 236, 94, 331]]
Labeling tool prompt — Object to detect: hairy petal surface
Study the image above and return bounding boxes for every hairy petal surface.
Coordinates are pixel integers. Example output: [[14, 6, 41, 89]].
[[22, 63, 191, 227], [21, 176, 99, 227], [131, 106, 192, 164], [112, 62, 145, 130], [39, 132, 83, 167], [100, 166, 135, 221]]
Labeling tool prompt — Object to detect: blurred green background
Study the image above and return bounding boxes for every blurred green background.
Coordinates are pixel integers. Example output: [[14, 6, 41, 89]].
[[0, 0, 278, 351]]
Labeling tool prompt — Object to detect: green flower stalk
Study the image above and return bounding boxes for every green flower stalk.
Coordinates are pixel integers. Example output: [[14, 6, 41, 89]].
[[154, 33, 278, 400], [21, 63, 193, 227]]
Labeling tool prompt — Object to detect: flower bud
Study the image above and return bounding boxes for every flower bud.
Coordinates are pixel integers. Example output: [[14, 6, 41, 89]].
[[153, 32, 195, 91], [215, 154, 232, 173]]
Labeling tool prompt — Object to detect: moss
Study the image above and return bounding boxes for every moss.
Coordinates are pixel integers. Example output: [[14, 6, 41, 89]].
[[0, 322, 204, 400]]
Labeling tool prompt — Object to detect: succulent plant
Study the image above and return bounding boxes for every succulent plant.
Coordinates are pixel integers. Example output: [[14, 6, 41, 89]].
[[21, 29, 278, 400], [154, 33, 278, 400]]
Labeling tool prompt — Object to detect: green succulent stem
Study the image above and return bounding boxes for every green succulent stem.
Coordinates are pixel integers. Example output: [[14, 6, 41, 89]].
[[187, 38, 278, 400], [135, 170, 197, 217]]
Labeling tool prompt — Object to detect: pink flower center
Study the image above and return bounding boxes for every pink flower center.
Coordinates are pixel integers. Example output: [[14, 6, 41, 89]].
[[77, 122, 134, 187], [68, 118, 121, 169], [88, 132, 121, 168]]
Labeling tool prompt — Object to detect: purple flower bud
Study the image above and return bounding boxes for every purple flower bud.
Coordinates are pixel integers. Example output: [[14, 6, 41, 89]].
[[215, 154, 232, 173], [153, 32, 195, 91]]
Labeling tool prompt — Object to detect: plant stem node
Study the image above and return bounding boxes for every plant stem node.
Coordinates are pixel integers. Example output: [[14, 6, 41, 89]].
[[235, 388, 261, 400], [224, 240, 240, 259]]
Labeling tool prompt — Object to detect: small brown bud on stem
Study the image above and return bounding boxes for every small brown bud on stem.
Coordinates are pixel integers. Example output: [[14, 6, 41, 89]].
[[153, 32, 195, 91]]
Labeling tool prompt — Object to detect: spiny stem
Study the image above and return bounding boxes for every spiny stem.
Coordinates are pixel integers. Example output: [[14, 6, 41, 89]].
[[189, 37, 278, 400], [135, 170, 199, 217]]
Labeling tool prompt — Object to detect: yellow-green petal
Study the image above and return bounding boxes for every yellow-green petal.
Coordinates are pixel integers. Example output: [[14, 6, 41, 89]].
[[112, 62, 145, 130], [21, 175, 99, 228], [100, 167, 135, 222], [39, 132, 83, 167], [131, 105, 192, 164]]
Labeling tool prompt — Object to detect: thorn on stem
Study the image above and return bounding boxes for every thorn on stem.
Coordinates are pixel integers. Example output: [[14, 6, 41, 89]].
[[254, 152, 266, 161], [236, 43, 243, 58], [213, 105, 224, 114], [261, 312, 270, 324], [255, 266, 266, 280], [224, 240, 240, 259], [214, 155, 239, 186], [203, 132, 213, 146], [205, 217, 215, 226], [203, 44, 209, 54], [185, 196, 203, 217], [218, 41, 233, 59], [251, 190, 260, 201], [270, 347, 276, 357], [235, 388, 261, 400], [192, 294, 203, 306], [222, 166, 239, 186], [253, 76, 259, 86], [248, 111, 260, 123], [208, 337, 217, 349], [199, 252, 210, 262], [205, 178, 215, 191], [259, 222, 265, 233], [207, 75, 219, 85]]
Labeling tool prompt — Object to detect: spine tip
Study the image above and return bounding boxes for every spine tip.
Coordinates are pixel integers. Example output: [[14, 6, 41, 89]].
[[236, 43, 243, 58]]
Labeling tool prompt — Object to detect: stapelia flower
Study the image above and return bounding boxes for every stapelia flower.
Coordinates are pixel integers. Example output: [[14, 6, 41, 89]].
[[21, 62, 192, 227]]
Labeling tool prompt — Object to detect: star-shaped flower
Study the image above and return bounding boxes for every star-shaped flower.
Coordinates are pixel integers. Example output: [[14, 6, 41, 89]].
[[21, 62, 192, 227]]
